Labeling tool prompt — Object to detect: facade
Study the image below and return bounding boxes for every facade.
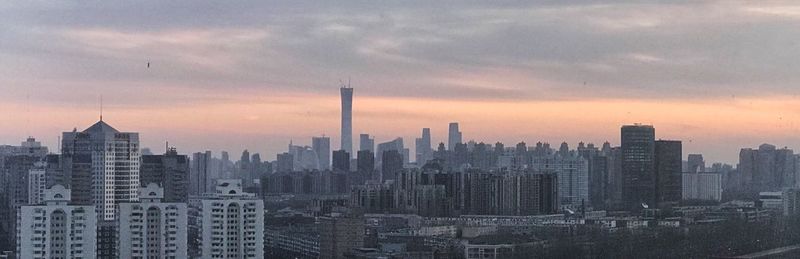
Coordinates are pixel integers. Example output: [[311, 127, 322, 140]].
[[140, 148, 190, 203], [687, 154, 705, 173], [319, 214, 365, 259], [415, 128, 433, 166], [621, 124, 656, 209], [313, 136, 332, 170], [655, 140, 682, 205], [682, 173, 722, 201], [191, 151, 211, 196], [357, 150, 375, 173], [275, 152, 294, 173], [28, 161, 47, 205], [61, 120, 141, 221], [529, 154, 588, 208], [340, 86, 354, 155], [118, 183, 188, 259], [16, 185, 97, 259], [359, 134, 374, 153], [190, 179, 265, 258], [447, 123, 462, 151], [333, 150, 351, 172]]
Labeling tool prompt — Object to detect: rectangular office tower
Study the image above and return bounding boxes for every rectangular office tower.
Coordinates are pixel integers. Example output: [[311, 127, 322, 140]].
[[313, 136, 331, 170], [621, 124, 656, 210], [340, 86, 353, 155], [190, 179, 265, 258], [61, 120, 141, 220], [140, 147, 190, 203], [119, 183, 188, 258], [16, 185, 97, 259], [448, 123, 462, 151]]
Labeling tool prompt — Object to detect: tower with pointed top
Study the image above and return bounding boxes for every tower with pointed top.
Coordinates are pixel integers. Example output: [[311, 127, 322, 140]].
[[61, 120, 140, 220], [340, 84, 353, 155]]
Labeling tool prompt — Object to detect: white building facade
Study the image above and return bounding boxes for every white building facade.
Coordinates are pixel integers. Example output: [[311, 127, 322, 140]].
[[28, 161, 47, 205], [682, 173, 722, 201], [119, 183, 188, 259], [190, 179, 265, 258], [16, 185, 97, 259]]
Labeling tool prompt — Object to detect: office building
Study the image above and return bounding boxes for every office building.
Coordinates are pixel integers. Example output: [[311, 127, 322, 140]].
[[276, 152, 294, 173], [415, 128, 433, 166], [357, 150, 375, 173], [655, 140, 682, 205], [687, 154, 705, 173], [16, 185, 97, 259], [119, 183, 188, 258], [621, 124, 656, 209], [313, 136, 332, 170], [140, 147, 190, 203], [359, 134, 374, 153], [190, 179, 264, 258], [448, 123, 462, 151], [333, 150, 351, 172], [381, 150, 404, 181], [341, 86, 354, 155]]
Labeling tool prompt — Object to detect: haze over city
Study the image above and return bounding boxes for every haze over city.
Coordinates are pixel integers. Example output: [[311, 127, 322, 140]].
[[3, 1, 800, 163]]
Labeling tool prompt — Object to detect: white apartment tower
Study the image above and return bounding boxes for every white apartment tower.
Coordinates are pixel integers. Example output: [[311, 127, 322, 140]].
[[28, 161, 47, 205], [61, 120, 140, 221], [16, 185, 97, 259], [119, 183, 188, 259], [190, 179, 265, 258]]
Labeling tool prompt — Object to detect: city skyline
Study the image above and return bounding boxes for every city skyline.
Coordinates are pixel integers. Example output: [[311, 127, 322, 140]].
[[5, 2, 800, 163]]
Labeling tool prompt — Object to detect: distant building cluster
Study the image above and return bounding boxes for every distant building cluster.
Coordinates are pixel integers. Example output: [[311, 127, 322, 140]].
[[2, 86, 800, 258]]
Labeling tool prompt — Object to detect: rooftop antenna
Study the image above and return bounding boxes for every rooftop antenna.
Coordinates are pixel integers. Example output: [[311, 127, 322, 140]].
[[100, 94, 103, 121]]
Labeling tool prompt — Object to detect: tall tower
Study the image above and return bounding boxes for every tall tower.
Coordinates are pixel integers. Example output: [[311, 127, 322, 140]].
[[447, 122, 462, 151], [340, 85, 353, 155], [620, 124, 656, 210]]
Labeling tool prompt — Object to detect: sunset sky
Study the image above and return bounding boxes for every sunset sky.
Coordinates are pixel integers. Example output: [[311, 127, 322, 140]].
[[3, 1, 800, 164]]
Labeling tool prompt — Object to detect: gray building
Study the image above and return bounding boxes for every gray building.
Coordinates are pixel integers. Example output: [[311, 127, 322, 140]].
[[621, 124, 656, 210]]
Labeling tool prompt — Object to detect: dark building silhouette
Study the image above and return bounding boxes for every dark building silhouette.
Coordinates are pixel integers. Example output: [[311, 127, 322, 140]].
[[621, 124, 656, 210], [333, 150, 351, 172], [655, 140, 682, 205], [140, 147, 190, 203], [381, 150, 403, 181], [276, 152, 294, 173], [357, 150, 374, 173]]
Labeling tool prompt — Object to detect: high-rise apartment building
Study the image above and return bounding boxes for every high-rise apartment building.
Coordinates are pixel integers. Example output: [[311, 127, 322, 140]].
[[119, 183, 188, 258], [447, 123, 462, 151], [191, 151, 212, 196], [313, 136, 332, 170], [190, 179, 264, 258], [16, 185, 97, 259], [357, 150, 375, 173], [340, 86, 353, 155], [621, 124, 656, 209]]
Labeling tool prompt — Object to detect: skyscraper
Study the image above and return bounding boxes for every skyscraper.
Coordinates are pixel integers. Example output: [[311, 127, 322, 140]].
[[357, 150, 375, 173], [340, 86, 353, 155], [140, 147, 190, 203], [655, 140, 682, 205], [359, 133, 374, 152], [313, 136, 332, 170], [191, 151, 212, 196], [332, 150, 350, 172], [621, 124, 656, 209], [447, 122, 462, 151], [415, 128, 433, 166], [61, 120, 140, 221], [687, 154, 705, 173]]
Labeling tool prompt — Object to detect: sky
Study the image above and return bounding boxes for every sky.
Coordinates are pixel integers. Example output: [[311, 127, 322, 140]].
[[2, 1, 800, 164]]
